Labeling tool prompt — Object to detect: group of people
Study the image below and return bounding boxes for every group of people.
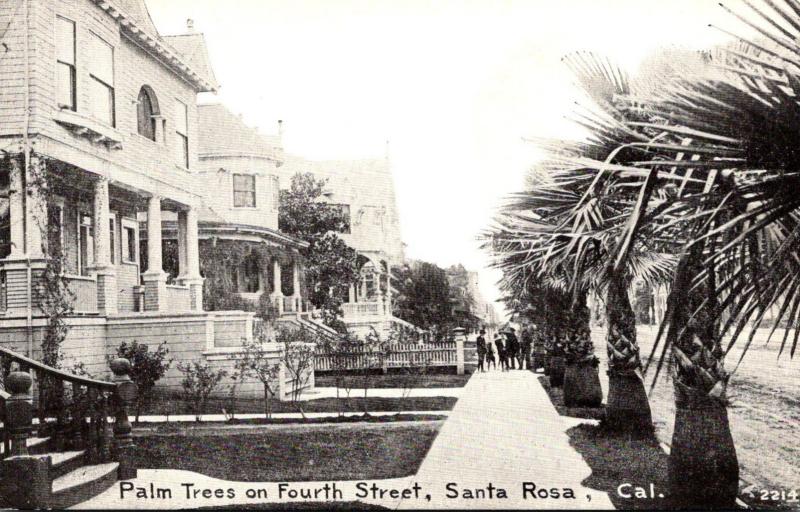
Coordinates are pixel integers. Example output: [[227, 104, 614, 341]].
[[475, 327, 533, 372]]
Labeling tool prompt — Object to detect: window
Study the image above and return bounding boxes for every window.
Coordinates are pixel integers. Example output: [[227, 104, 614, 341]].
[[56, 17, 76, 110], [108, 216, 116, 264], [78, 213, 94, 276], [242, 256, 260, 293], [88, 34, 115, 126], [137, 87, 158, 141], [121, 219, 138, 264], [174, 100, 189, 168], [233, 174, 256, 208], [270, 175, 279, 212]]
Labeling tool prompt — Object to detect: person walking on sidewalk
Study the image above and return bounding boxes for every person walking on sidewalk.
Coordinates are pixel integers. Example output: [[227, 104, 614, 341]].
[[505, 328, 519, 370], [519, 327, 532, 370], [476, 329, 487, 372], [485, 338, 496, 370], [495, 333, 508, 371]]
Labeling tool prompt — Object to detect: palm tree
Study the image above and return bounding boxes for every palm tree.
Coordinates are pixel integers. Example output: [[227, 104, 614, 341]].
[[486, 52, 687, 429], [607, 2, 800, 506], [486, 45, 750, 506]]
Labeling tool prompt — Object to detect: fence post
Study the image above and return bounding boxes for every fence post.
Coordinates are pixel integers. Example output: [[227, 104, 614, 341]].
[[110, 358, 137, 480], [456, 338, 465, 375], [5, 370, 33, 457]]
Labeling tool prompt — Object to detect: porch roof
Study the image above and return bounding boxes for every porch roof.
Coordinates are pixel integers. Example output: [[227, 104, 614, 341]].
[[199, 222, 309, 250], [153, 220, 308, 250]]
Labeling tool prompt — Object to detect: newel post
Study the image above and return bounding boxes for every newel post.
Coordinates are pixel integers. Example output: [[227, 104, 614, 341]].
[[110, 358, 137, 480], [6, 370, 33, 457]]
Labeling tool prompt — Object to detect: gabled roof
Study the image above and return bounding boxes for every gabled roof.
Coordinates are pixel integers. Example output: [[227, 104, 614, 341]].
[[198, 104, 282, 162], [89, 0, 219, 92], [162, 34, 218, 90]]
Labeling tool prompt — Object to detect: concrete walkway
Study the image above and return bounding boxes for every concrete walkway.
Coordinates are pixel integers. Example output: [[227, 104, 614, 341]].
[[299, 386, 463, 400], [75, 373, 613, 509], [395, 369, 613, 509]]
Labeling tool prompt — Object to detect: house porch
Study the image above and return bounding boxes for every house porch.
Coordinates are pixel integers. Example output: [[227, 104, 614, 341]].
[[0, 154, 203, 319]]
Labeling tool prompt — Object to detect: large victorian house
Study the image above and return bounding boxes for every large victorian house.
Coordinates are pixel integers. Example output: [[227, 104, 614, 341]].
[[0, 0, 286, 391]]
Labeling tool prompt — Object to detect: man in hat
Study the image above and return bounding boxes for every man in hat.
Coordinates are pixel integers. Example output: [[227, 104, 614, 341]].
[[476, 328, 487, 372], [505, 327, 520, 370], [494, 333, 507, 371], [519, 325, 533, 370]]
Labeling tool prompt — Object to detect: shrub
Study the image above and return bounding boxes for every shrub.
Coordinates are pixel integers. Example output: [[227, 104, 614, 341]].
[[177, 362, 227, 421], [113, 341, 171, 422]]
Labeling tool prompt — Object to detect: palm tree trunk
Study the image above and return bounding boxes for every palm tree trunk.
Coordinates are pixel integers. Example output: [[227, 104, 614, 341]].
[[604, 271, 653, 433], [666, 249, 738, 509], [562, 291, 602, 407]]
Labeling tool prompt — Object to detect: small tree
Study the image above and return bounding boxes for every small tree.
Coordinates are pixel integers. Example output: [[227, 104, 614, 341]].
[[275, 325, 316, 409], [113, 341, 171, 422], [177, 361, 227, 422], [235, 338, 281, 419], [317, 332, 362, 415], [222, 370, 244, 422], [358, 328, 393, 415]]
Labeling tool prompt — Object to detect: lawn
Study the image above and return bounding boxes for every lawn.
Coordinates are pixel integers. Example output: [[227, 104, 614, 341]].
[[314, 372, 472, 389], [137, 396, 458, 418], [132, 422, 442, 482]]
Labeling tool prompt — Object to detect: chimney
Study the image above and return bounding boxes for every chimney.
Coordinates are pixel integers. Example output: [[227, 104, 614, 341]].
[[186, 18, 196, 33], [278, 120, 284, 139]]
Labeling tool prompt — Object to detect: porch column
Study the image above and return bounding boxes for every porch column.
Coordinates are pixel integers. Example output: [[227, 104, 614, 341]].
[[292, 258, 301, 312], [8, 157, 25, 258], [92, 177, 117, 314], [177, 207, 203, 311], [2, 156, 47, 317], [272, 258, 283, 315], [348, 284, 355, 303], [142, 195, 167, 311], [385, 264, 392, 316], [24, 156, 46, 259]]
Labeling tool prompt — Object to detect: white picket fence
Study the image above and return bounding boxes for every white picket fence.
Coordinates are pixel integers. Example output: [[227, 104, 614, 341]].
[[314, 341, 462, 372]]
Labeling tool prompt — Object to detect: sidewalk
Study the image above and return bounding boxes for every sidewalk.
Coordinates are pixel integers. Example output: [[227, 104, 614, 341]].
[[75, 372, 613, 509], [396, 369, 613, 509]]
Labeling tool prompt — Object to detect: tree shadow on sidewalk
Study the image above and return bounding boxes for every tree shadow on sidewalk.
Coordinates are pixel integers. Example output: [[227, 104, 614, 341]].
[[536, 374, 670, 509], [566, 423, 670, 510]]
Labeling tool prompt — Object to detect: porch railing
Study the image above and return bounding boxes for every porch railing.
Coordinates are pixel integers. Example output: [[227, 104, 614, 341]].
[[314, 341, 459, 372], [0, 270, 6, 312], [64, 275, 98, 314], [342, 302, 382, 317], [0, 345, 138, 507]]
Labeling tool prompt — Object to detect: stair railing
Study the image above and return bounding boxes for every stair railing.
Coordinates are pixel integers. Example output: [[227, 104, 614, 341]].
[[0, 346, 137, 480]]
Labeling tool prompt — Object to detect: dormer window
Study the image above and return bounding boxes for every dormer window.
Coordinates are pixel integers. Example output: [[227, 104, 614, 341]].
[[137, 86, 159, 141]]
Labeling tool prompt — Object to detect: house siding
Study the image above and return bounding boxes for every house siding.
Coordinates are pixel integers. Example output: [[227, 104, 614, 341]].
[[1, 0, 202, 200]]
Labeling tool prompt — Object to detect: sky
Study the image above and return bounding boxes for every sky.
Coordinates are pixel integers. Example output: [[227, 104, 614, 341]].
[[145, 0, 743, 320]]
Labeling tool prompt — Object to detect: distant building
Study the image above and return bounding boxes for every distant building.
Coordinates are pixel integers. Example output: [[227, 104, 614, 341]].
[[446, 264, 501, 339]]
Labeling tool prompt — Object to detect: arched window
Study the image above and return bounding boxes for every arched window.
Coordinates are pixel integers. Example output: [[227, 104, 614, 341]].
[[137, 86, 159, 141]]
